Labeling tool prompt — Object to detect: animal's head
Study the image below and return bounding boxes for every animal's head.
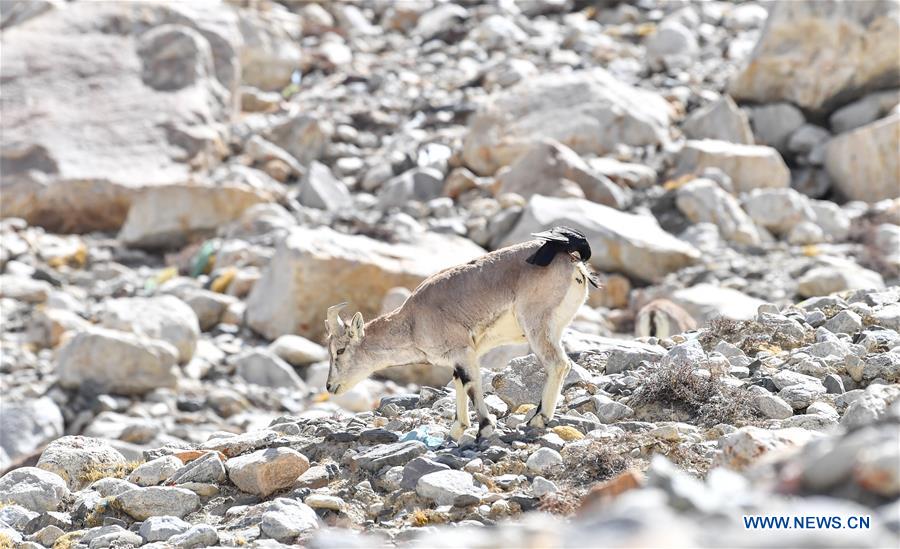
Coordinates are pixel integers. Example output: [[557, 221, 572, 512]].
[[324, 302, 369, 395]]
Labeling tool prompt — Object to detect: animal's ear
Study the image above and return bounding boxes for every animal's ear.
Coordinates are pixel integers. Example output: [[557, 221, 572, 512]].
[[349, 312, 365, 340]]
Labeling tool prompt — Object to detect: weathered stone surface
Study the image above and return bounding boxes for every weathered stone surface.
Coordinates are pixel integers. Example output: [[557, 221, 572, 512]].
[[0, 467, 69, 512], [463, 69, 671, 175], [118, 183, 271, 248], [0, 396, 64, 472], [246, 226, 484, 340], [676, 179, 763, 245], [235, 348, 306, 391], [260, 498, 319, 541], [226, 447, 310, 497], [676, 140, 790, 193], [140, 516, 191, 543], [494, 139, 628, 209], [56, 328, 180, 395], [115, 486, 200, 520], [100, 295, 199, 363], [298, 161, 352, 212], [682, 95, 754, 145], [798, 260, 885, 298], [824, 114, 900, 203], [717, 427, 820, 470], [37, 436, 127, 491], [742, 188, 815, 236], [0, 2, 236, 232], [670, 284, 765, 323], [127, 455, 182, 487], [729, 0, 900, 113], [353, 441, 427, 472], [269, 334, 328, 366], [416, 470, 484, 505], [500, 195, 698, 282], [492, 355, 588, 410]]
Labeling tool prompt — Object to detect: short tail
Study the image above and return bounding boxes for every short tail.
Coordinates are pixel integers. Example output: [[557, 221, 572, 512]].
[[526, 226, 592, 266]]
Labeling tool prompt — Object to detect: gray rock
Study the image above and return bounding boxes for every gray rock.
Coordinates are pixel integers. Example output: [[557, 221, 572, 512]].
[[749, 103, 806, 152], [532, 476, 558, 497], [823, 310, 863, 335], [226, 447, 310, 497], [683, 95, 753, 144], [269, 334, 328, 366], [830, 90, 900, 133], [0, 467, 69, 512], [675, 140, 790, 193], [0, 396, 64, 472], [0, 505, 39, 531], [83, 524, 143, 549], [115, 486, 200, 520], [646, 21, 698, 71], [168, 452, 226, 485], [825, 114, 899, 203], [754, 393, 794, 420], [526, 447, 563, 475], [605, 347, 664, 375], [37, 436, 127, 491], [798, 260, 885, 298], [56, 328, 180, 395], [353, 441, 427, 472], [99, 295, 199, 363], [742, 188, 814, 236], [168, 524, 218, 548], [139, 516, 191, 543], [462, 68, 671, 176], [788, 124, 831, 155], [299, 161, 351, 212], [824, 374, 845, 394], [491, 354, 588, 410], [127, 455, 182, 487], [596, 401, 634, 424], [260, 498, 319, 541], [401, 457, 451, 490], [676, 178, 762, 245], [377, 167, 444, 209], [416, 470, 484, 505], [181, 288, 237, 331], [235, 348, 306, 391]]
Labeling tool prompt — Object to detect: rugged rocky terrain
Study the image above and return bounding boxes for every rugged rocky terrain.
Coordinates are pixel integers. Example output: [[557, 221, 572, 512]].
[[1, 0, 898, 547]]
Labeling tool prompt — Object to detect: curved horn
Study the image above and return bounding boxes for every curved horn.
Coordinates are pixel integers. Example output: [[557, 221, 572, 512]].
[[326, 302, 348, 334]]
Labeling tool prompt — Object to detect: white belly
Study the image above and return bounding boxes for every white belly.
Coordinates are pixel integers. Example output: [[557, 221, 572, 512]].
[[474, 308, 526, 356]]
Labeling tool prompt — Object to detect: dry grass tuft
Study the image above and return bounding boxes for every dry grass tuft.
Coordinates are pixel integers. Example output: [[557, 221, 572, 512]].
[[699, 316, 811, 354], [0, 533, 12, 549], [78, 460, 143, 485], [630, 361, 756, 428], [560, 440, 631, 486], [410, 508, 448, 526], [538, 489, 581, 516]]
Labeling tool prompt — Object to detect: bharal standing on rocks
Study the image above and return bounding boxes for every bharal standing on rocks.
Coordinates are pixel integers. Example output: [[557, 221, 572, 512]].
[[325, 227, 598, 441]]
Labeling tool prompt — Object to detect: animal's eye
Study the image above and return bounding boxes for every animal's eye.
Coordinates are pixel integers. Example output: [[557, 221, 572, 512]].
[[336, 348, 345, 356]]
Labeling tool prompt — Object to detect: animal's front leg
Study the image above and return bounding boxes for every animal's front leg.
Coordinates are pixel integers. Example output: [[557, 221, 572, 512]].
[[526, 336, 570, 428], [450, 374, 470, 442]]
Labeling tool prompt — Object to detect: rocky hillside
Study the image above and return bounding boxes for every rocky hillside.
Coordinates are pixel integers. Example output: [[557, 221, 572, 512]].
[[1, 0, 898, 547]]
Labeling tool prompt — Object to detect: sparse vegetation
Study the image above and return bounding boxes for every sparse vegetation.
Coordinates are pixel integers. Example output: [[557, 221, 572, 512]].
[[0, 533, 12, 549], [561, 440, 632, 486], [78, 460, 143, 485], [630, 361, 757, 428]]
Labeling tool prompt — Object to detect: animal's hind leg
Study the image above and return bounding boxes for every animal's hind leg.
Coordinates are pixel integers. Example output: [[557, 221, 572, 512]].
[[450, 373, 470, 442], [521, 319, 570, 428], [452, 351, 496, 440]]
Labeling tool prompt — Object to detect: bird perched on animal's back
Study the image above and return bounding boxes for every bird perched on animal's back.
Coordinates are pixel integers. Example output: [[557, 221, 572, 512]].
[[527, 226, 592, 266]]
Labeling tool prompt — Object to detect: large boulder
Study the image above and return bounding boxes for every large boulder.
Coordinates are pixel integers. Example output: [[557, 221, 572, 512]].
[[495, 140, 629, 209], [675, 140, 790, 193], [0, 467, 69, 513], [670, 284, 766, 323], [37, 436, 127, 491], [824, 114, 900, 202], [499, 195, 699, 282], [0, 396, 64, 472], [246, 227, 485, 340], [56, 328, 180, 395], [729, 0, 900, 114], [0, 2, 237, 232], [118, 183, 272, 248], [462, 69, 671, 175], [676, 179, 763, 245], [99, 295, 200, 363]]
